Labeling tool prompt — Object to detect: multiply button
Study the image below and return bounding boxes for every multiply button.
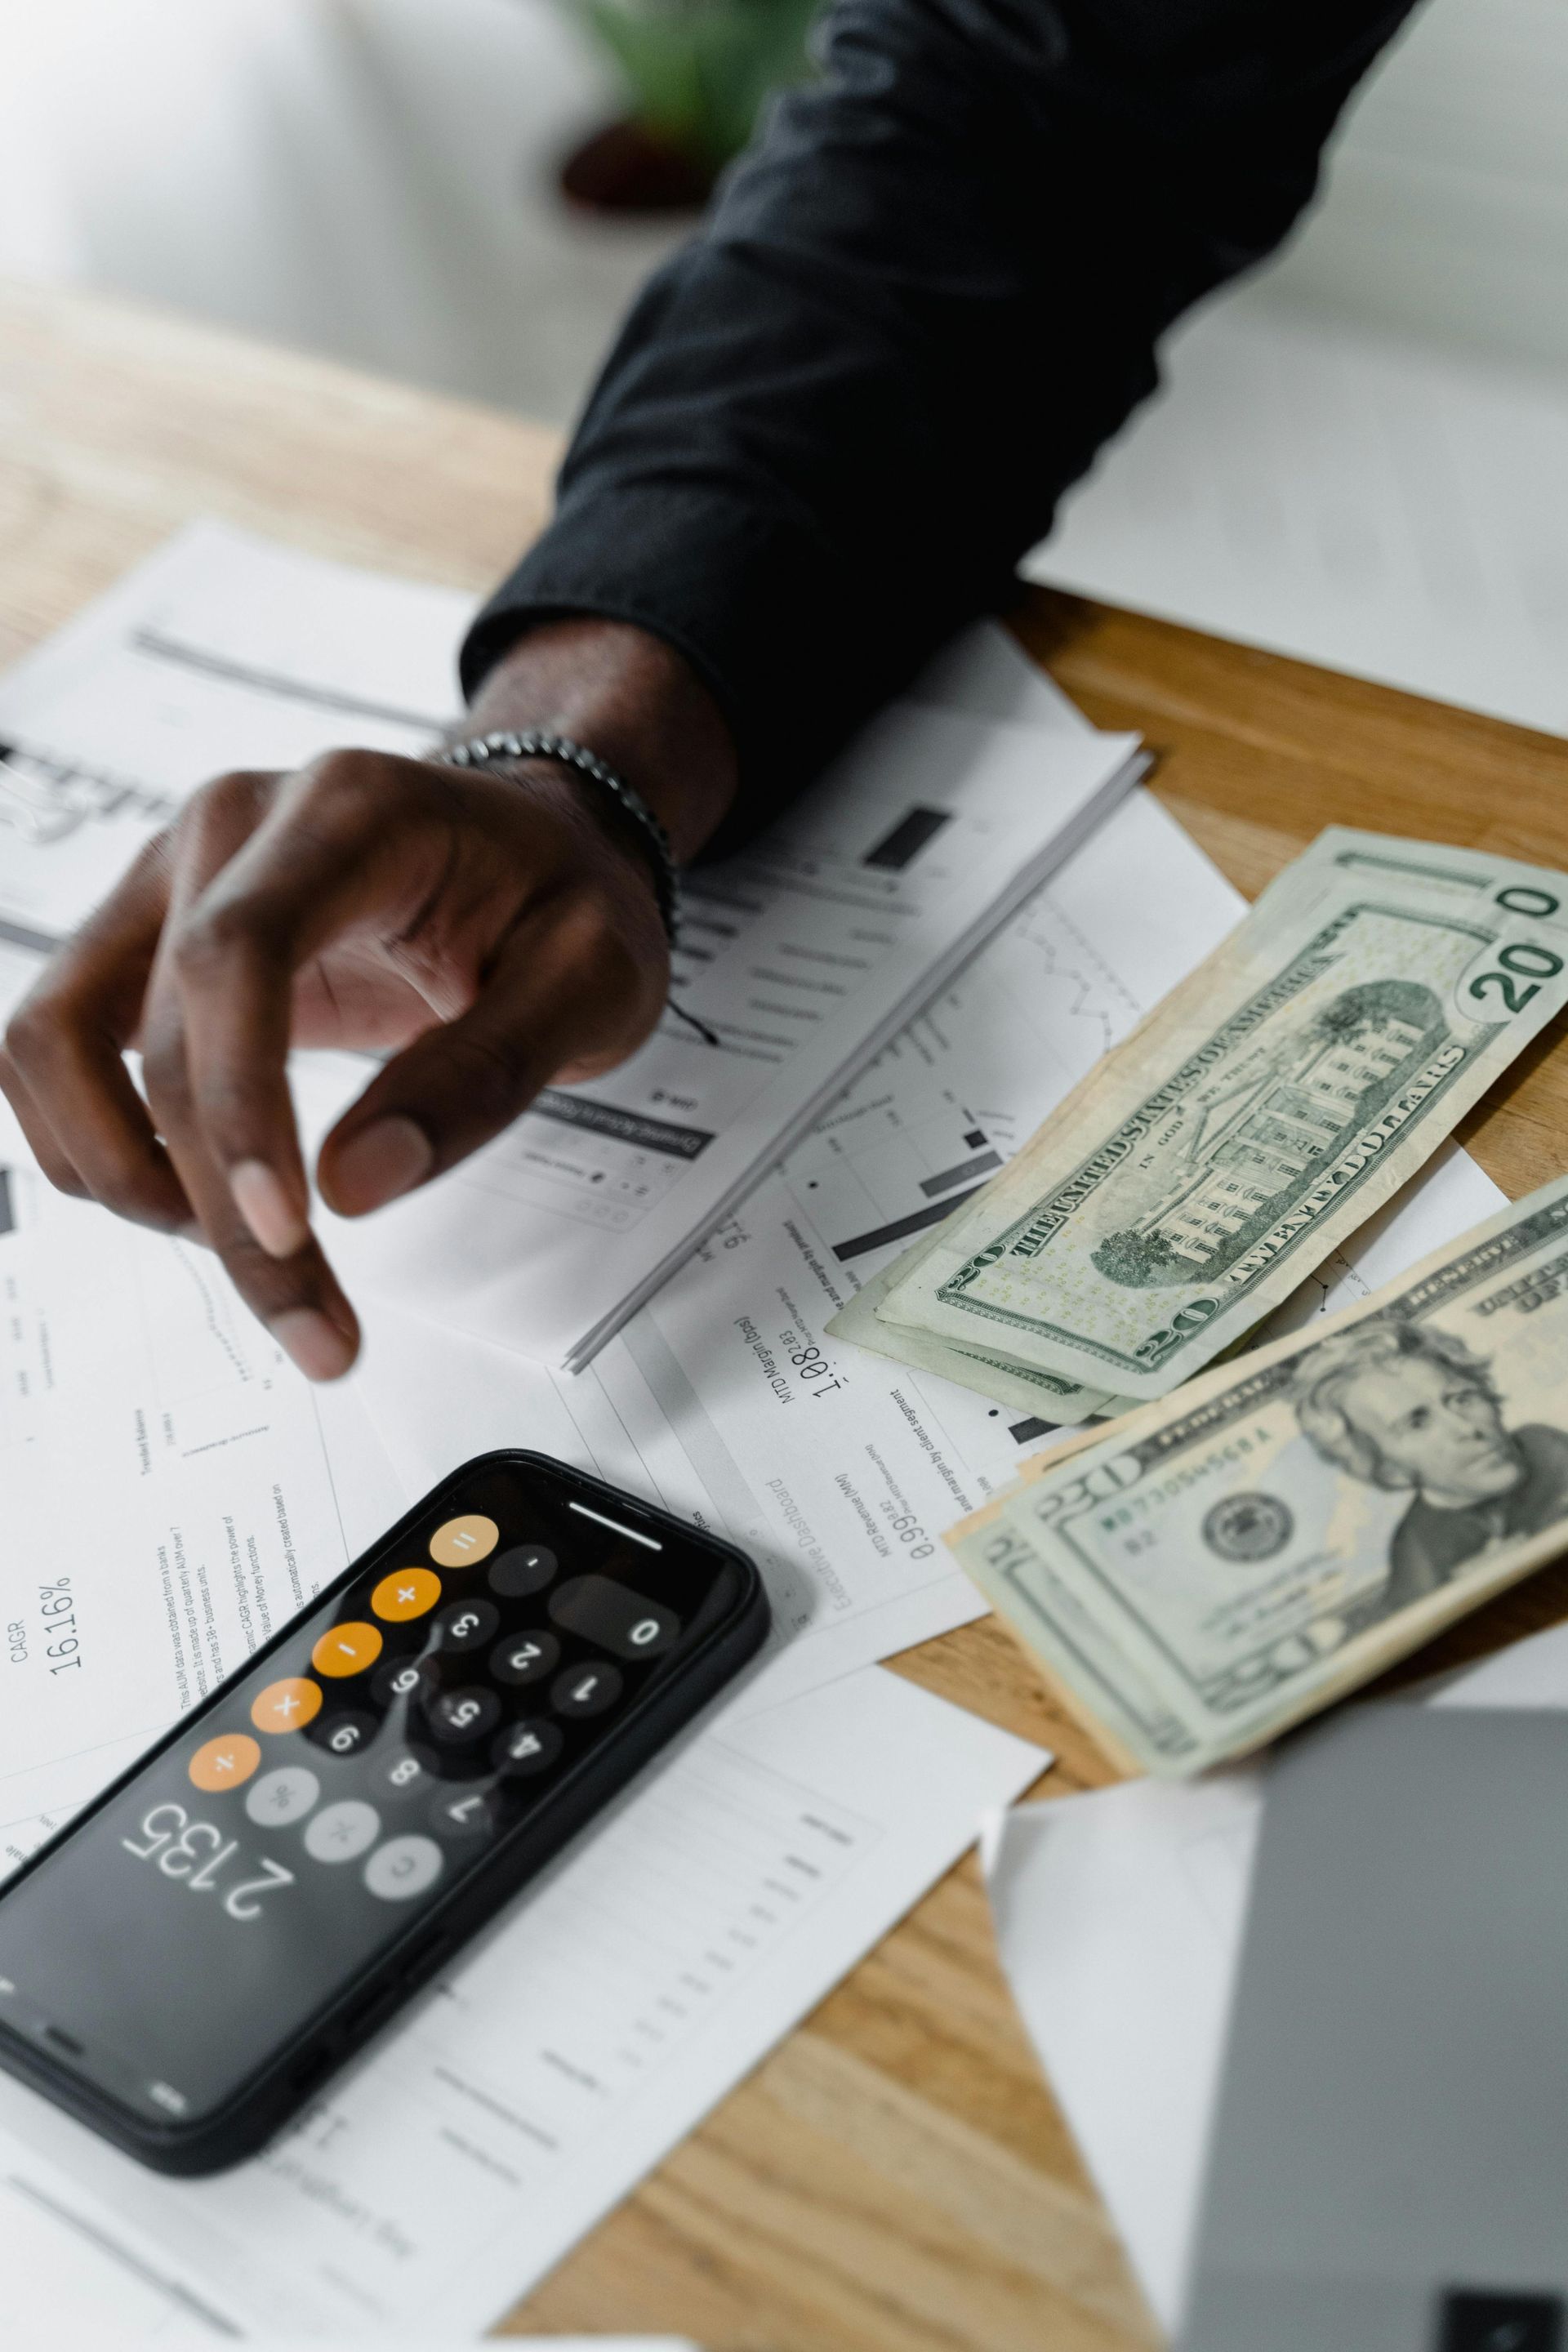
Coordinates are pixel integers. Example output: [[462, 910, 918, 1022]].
[[429, 1514, 499, 1569], [548, 1574, 680, 1661], [371, 1568, 441, 1623], [252, 1678, 323, 1735], [311, 1622, 383, 1678], [550, 1662, 621, 1719], [189, 1734, 261, 1793]]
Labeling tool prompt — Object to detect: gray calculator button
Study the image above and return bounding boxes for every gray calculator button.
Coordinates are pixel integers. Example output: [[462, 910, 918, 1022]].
[[492, 1717, 564, 1776], [376, 1747, 431, 1802], [245, 1766, 319, 1828], [434, 1598, 499, 1654], [304, 1800, 381, 1864], [548, 1574, 680, 1660], [490, 1629, 559, 1687], [430, 1786, 494, 1838], [427, 1686, 500, 1744], [550, 1660, 622, 1719], [364, 1835, 443, 1902], [488, 1544, 556, 1598]]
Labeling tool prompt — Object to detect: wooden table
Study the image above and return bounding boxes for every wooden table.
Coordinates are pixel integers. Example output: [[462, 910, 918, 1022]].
[[6, 278, 1568, 2351]]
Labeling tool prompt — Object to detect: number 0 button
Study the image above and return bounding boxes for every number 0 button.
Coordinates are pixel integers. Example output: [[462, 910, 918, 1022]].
[[364, 1835, 443, 1902], [551, 1662, 622, 1719]]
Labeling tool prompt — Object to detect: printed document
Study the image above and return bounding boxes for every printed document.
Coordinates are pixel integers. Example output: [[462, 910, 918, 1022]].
[[982, 1615, 1568, 2332], [0, 520, 1142, 1369], [0, 1169, 403, 1834], [0, 1668, 1045, 2336]]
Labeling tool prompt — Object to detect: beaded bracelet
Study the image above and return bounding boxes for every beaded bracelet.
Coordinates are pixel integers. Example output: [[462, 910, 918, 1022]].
[[441, 728, 680, 947]]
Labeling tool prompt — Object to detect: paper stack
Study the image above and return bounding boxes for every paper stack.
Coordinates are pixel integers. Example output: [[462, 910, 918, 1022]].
[[0, 522, 1143, 1370]]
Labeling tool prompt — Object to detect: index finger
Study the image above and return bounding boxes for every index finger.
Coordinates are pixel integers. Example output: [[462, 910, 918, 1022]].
[[160, 752, 436, 1258]]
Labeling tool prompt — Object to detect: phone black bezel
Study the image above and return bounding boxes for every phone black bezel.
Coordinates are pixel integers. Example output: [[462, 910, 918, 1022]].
[[0, 1447, 769, 2174]]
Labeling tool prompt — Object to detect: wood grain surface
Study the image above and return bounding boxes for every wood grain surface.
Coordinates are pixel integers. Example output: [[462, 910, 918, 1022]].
[[4, 278, 1567, 2350]]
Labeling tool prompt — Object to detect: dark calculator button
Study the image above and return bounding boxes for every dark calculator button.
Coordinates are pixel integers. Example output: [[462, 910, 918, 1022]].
[[492, 1717, 564, 1777], [314, 1709, 378, 1760], [548, 1574, 681, 1662], [376, 1746, 434, 1802], [489, 1629, 560, 1689], [426, 1686, 501, 1744], [433, 1598, 500, 1655], [372, 1656, 434, 1709], [430, 1785, 496, 1838], [550, 1661, 622, 1719], [488, 1544, 557, 1599]]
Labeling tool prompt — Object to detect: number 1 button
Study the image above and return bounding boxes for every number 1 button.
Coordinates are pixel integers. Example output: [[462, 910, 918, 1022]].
[[551, 1662, 621, 1719]]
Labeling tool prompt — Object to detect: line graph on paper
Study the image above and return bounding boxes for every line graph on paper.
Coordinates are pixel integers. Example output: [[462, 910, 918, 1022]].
[[780, 880, 1149, 1272]]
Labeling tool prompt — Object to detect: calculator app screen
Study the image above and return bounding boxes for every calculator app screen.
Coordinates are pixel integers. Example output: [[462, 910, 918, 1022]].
[[0, 1459, 731, 2127]]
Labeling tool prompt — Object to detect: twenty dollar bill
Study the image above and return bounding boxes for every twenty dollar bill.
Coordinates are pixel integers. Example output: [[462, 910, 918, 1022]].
[[867, 832, 1568, 1404], [947, 1171, 1568, 1775]]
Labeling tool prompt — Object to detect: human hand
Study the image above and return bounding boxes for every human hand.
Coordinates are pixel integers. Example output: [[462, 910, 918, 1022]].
[[0, 619, 736, 1378]]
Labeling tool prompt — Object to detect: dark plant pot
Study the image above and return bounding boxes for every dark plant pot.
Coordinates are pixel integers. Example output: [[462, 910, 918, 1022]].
[[560, 0, 818, 212]]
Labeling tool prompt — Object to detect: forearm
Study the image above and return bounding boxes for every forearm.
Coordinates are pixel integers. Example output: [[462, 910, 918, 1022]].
[[467, 0, 1425, 843], [461, 616, 737, 864]]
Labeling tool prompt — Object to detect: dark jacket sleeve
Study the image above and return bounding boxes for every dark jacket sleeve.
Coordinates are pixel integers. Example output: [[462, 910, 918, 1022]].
[[463, 0, 1423, 851]]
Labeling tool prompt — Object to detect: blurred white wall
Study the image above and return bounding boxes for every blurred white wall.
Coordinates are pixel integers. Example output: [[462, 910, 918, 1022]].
[[0, 0, 685, 423], [1263, 0, 1568, 376], [0, 0, 1565, 729]]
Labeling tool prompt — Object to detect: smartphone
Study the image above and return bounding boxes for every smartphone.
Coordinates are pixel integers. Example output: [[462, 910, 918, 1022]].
[[0, 1450, 768, 2174]]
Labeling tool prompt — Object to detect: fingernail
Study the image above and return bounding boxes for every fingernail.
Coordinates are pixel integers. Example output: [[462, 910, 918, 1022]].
[[270, 1306, 356, 1382], [327, 1116, 434, 1215], [230, 1159, 310, 1259]]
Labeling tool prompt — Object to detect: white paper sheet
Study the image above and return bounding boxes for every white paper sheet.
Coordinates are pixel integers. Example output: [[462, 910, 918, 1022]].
[[0, 1169, 405, 1836], [0, 1667, 1045, 2337], [0, 519, 1141, 1370], [1035, 298, 1568, 744], [983, 1615, 1568, 2332]]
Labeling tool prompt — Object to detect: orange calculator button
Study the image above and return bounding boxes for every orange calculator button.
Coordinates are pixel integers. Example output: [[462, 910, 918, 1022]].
[[429, 1514, 499, 1569], [371, 1567, 442, 1623], [251, 1677, 323, 1734], [310, 1621, 383, 1678], [189, 1733, 261, 1793]]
